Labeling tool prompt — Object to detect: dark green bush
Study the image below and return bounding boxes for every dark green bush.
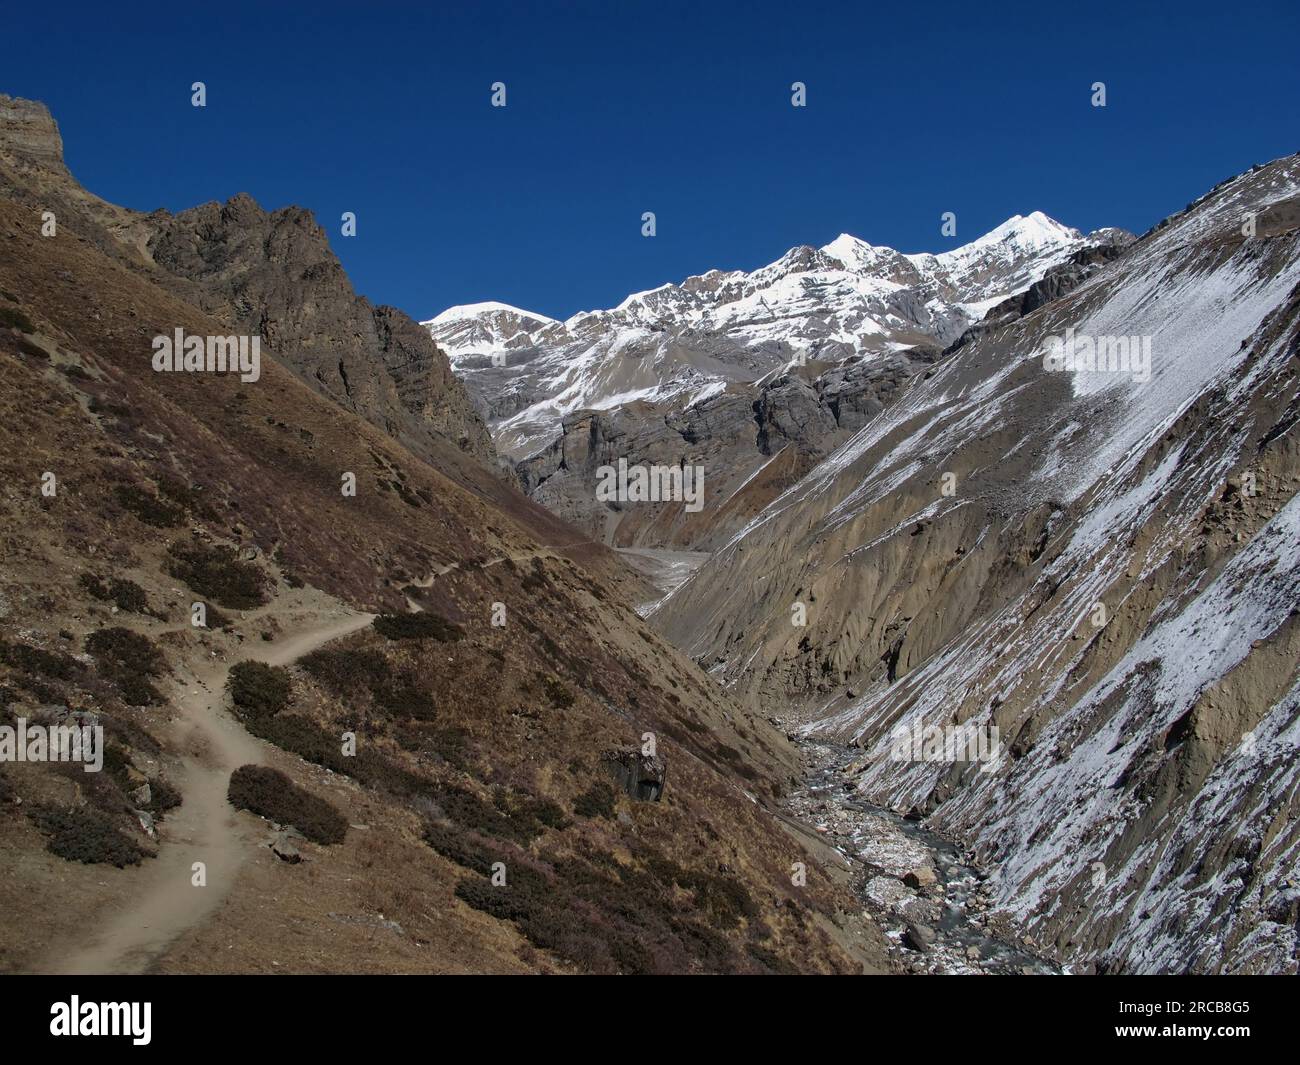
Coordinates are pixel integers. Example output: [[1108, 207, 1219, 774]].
[[747, 942, 802, 975], [79, 573, 150, 614], [542, 676, 575, 710], [375, 680, 437, 720], [422, 823, 500, 874], [227, 764, 347, 845], [299, 646, 435, 721], [454, 861, 553, 923], [495, 788, 569, 833], [167, 540, 267, 609], [114, 484, 184, 528], [27, 804, 150, 867], [228, 660, 292, 717], [0, 305, 35, 333], [85, 627, 164, 705], [299, 647, 390, 694], [372, 612, 464, 642], [231, 705, 430, 799], [151, 776, 183, 814], [0, 638, 81, 680]]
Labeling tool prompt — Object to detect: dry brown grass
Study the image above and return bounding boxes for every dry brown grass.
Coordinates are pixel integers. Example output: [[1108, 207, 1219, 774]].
[[0, 182, 889, 975]]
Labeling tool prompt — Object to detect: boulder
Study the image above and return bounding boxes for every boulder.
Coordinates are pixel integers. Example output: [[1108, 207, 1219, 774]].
[[601, 747, 666, 802], [271, 833, 302, 864], [903, 922, 936, 953]]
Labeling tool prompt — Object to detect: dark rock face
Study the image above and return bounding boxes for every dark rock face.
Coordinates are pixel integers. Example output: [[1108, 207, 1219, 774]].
[[954, 232, 1136, 353], [754, 374, 837, 456], [145, 195, 496, 469], [514, 351, 932, 548], [602, 747, 666, 802], [0, 95, 496, 476]]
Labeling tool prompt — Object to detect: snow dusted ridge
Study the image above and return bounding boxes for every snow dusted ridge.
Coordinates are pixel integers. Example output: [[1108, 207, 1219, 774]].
[[655, 155, 1300, 972], [422, 302, 559, 364], [423, 213, 1112, 458]]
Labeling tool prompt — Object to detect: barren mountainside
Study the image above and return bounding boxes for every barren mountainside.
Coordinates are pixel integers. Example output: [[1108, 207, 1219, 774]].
[[0, 95, 890, 975], [653, 154, 1300, 973]]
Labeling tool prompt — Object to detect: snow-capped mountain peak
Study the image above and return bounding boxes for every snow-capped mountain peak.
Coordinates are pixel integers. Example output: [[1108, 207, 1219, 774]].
[[421, 301, 560, 365], [427, 300, 557, 326], [426, 213, 1120, 458]]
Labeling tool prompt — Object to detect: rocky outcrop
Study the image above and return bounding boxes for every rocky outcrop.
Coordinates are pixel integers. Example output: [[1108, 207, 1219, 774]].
[[145, 195, 496, 468], [602, 747, 667, 801], [0, 95, 66, 172], [513, 350, 935, 549], [0, 95, 496, 476]]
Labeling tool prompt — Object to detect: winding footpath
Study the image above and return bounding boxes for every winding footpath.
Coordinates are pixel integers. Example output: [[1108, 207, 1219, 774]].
[[42, 608, 375, 975]]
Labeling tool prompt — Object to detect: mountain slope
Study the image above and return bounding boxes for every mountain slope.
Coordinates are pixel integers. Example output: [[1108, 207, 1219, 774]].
[[0, 96, 889, 975], [653, 154, 1300, 973], [0, 95, 498, 479]]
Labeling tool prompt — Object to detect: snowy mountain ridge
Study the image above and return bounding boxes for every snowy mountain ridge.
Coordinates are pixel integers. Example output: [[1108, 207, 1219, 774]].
[[424, 213, 1116, 459]]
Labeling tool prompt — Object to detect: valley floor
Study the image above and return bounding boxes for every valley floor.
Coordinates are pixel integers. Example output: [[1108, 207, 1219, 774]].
[[614, 548, 711, 615], [788, 743, 1061, 975]]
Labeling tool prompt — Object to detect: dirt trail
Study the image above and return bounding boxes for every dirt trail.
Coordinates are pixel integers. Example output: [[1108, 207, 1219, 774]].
[[42, 607, 374, 975], [413, 540, 599, 585], [404, 541, 599, 609]]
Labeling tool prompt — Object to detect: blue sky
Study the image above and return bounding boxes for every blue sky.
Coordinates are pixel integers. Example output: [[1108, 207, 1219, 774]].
[[5, 1, 1298, 321]]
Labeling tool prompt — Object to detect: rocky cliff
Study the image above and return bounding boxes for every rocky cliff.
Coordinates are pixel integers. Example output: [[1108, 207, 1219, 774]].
[[0, 94, 497, 477]]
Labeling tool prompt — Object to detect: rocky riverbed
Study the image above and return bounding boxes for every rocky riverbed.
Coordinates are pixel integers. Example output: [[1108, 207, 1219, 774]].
[[788, 741, 1059, 975]]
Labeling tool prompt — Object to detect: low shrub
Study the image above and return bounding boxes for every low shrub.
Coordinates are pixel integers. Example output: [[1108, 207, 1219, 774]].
[[542, 676, 575, 710], [150, 776, 183, 815], [85, 627, 164, 706], [114, 484, 184, 528], [573, 781, 617, 820], [227, 660, 291, 717], [226, 764, 347, 845], [0, 305, 35, 333], [167, 540, 267, 609], [299, 647, 390, 695], [454, 861, 553, 923], [79, 573, 150, 614], [0, 639, 81, 681], [422, 822, 500, 874], [231, 705, 429, 799], [372, 612, 464, 642], [299, 646, 435, 721], [747, 942, 802, 975], [27, 804, 150, 867]]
